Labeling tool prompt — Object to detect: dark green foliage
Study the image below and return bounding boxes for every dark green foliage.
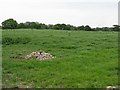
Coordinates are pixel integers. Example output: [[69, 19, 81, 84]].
[[84, 25, 92, 31], [93, 27, 113, 31], [39, 23, 48, 29], [102, 27, 112, 31], [66, 24, 77, 30], [112, 25, 120, 31], [2, 18, 18, 29], [54, 24, 63, 30], [77, 25, 85, 30], [53, 24, 77, 30], [2, 37, 31, 45], [48, 24, 54, 29], [22, 22, 40, 29], [17, 23, 26, 29], [17, 22, 47, 29], [1, 18, 119, 31]]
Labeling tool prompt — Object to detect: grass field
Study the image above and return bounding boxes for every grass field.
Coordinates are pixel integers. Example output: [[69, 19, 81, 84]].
[[2, 29, 118, 88]]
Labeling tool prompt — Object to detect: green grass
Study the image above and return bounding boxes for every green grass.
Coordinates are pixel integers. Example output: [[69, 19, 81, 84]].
[[2, 29, 118, 88]]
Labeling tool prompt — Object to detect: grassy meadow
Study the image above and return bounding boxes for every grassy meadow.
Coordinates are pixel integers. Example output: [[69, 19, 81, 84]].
[[2, 29, 118, 88]]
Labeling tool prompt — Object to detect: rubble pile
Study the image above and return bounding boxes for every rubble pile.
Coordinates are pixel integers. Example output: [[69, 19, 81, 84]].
[[25, 51, 55, 60]]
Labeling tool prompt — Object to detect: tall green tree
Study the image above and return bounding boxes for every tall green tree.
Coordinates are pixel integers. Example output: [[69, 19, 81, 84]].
[[2, 18, 18, 29], [17, 23, 25, 29], [0, 26, 2, 29], [48, 24, 54, 29], [77, 26, 85, 30], [113, 25, 120, 31], [84, 25, 92, 31]]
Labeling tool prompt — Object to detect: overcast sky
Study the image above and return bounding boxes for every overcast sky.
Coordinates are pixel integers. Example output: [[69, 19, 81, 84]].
[[0, 0, 119, 27]]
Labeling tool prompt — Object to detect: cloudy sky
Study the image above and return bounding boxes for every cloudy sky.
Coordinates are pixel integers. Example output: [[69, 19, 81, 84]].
[[0, 0, 119, 27]]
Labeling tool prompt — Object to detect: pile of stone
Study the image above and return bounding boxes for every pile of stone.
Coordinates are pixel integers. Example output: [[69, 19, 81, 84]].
[[25, 51, 55, 60], [106, 86, 117, 90]]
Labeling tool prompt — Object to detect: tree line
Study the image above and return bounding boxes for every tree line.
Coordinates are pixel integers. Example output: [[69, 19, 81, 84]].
[[1, 18, 120, 31]]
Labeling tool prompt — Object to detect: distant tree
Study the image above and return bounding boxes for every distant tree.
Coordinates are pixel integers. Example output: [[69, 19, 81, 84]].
[[39, 23, 47, 29], [29, 22, 39, 29], [53, 23, 76, 30], [84, 25, 92, 31], [2, 18, 119, 31], [72, 26, 77, 30], [94, 27, 102, 31], [18, 22, 47, 29], [0, 26, 2, 29], [54, 24, 61, 30], [61, 24, 66, 30], [65, 24, 74, 30], [77, 26, 85, 30], [102, 27, 112, 31], [48, 24, 54, 29], [24, 22, 32, 29], [112, 25, 120, 31], [2, 18, 18, 29], [17, 23, 25, 29], [34, 22, 41, 29]]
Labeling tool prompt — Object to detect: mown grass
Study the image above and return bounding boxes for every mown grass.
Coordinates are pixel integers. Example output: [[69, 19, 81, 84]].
[[2, 29, 118, 88]]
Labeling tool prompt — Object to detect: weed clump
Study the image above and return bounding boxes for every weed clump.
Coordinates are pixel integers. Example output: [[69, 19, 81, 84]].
[[2, 37, 31, 45]]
